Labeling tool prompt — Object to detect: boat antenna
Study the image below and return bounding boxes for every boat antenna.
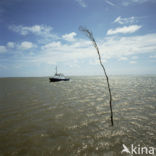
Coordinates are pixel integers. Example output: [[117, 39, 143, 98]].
[[79, 26, 114, 126]]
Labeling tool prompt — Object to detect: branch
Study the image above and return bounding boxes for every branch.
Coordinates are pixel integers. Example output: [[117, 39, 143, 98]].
[[79, 26, 114, 126]]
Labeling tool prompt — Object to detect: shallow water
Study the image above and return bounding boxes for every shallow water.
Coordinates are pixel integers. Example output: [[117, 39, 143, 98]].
[[0, 76, 156, 155]]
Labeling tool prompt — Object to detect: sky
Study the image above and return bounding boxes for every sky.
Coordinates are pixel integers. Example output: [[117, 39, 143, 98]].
[[0, 0, 156, 77]]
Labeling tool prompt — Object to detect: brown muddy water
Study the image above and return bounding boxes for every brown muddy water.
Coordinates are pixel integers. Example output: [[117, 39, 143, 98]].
[[0, 76, 156, 156]]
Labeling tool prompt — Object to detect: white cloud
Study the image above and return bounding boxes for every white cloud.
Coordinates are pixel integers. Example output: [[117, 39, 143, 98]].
[[0, 46, 7, 53], [41, 39, 91, 53], [42, 41, 62, 50], [75, 0, 86, 7], [105, 0, 115, 6], [114, 16, 137, 25], [30, 39, 95, 65], [19, 41, 34, 50], [100, 34, 156, 60], [149, 55, 156, 58], [131, 56, 138, 59], [9, 25, 50, 35], [119, 57, 128, 61], [62, 32, 77, 42], [121, 0, 155, 6], [9, 25, 59, 41], [7, 42, 15, 48], [130, 61, 137, 64], [107, 25, 142, 35]]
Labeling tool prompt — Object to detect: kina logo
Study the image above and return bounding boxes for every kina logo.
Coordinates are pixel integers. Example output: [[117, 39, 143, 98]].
[[121, 144, 155, 155]]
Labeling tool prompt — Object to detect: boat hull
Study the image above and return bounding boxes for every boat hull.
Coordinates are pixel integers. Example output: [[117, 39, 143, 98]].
[[49, 77, 70, 82]]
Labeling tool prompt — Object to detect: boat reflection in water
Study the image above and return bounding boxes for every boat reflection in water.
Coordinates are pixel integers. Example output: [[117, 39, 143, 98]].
[[49, 67, 70, 82]]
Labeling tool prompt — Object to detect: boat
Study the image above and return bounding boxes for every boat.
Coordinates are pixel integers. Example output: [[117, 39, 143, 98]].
[[49, 66, 70, 82]]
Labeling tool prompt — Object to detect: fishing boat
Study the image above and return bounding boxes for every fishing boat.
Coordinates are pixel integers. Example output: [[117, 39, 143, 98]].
[[49, 66, 70, 82]]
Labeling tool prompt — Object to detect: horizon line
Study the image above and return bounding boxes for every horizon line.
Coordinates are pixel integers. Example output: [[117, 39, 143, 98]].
[[0, 74, 156, 78]]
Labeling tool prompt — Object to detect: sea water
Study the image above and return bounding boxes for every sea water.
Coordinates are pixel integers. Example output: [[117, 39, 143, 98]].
[[0, 76, 156, 155]]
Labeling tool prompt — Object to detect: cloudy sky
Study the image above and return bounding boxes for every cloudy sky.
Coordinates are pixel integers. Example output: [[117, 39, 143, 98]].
[[0, 0, 156, 77]]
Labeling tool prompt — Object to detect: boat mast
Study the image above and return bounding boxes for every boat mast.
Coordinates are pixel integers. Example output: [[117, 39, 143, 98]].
[[56, 66, 57, 75]]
